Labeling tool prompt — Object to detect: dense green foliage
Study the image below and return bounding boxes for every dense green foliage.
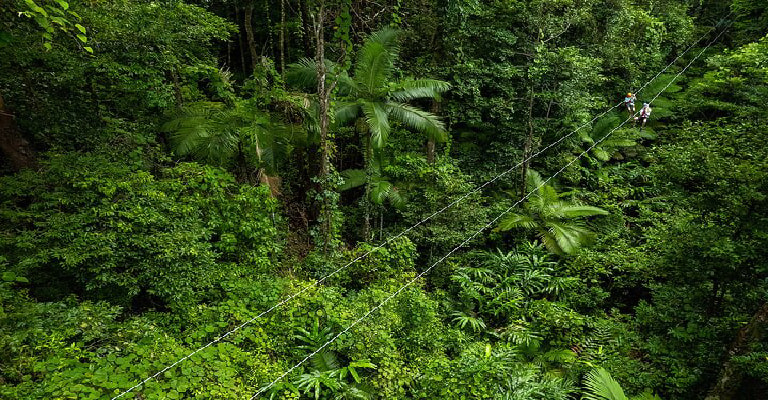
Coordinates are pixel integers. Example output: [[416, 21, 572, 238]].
[[1, 0, 766, 399]]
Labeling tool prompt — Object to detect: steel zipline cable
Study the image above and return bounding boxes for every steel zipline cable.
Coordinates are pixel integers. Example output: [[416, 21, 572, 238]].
[[249, 19, 733, 399], [112, 13, 732, 400]]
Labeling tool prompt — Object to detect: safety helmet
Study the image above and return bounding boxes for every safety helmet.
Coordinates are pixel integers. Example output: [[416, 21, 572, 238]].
[[643, 103, 649, 107], [627, 93, 632, 96]]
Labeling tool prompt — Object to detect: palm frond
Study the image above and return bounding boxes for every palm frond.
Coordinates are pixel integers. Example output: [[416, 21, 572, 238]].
[[354, 29, 400, 94], [339, 169, 367, 191], [498, 213, 538, 231], [165, 116, 213, 156], [541, 349, 577, 364], [547, 221, 594, 255], [366, 27, 401, 53], [286, 57, 320, 90], [336, 101, 362, 126], [550, 204, 609, 219], [583, 368, 629, 400], [524, 170, 546, 193], [294, 370, 340, 400], [386, 102, 448, 142], [389, 78, 451, 102], [286, 58, 352, 93], [539, 230, 565, 256], [361, 101, 390, 150], [451, 311, 487, 333], [369, 180, 405, 208], [592, 147, 613, 162], [354, 41, 395, 94], [369, 180, 393, 205], [195, 128, 240, 164]]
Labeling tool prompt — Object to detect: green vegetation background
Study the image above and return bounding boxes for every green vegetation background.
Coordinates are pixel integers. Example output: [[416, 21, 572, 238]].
[[0, 0, 766, 399]]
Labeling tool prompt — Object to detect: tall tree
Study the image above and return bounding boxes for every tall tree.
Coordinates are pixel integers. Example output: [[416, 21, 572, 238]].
[[288, 27, 449, 239], [335, 28, 449, 238]]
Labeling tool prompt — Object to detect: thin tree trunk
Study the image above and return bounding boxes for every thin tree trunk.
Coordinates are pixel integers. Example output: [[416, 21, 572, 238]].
[[427, 99, 439, 164], [280, 0, 286, 79], [300, 0, 314, 57], [227, 34, 232, 68], [170, 68, 183, 108], [379, 208, 384, 241], [705, 303, 768, 400], [315, 4, 330, 178], [0, 93, 36, 170], [236, 7, 246, 74], [244, 5, 259, 71], [363, 132, 373, 241], [521, 85, 535, 196], [264, 0, 273, 59], [426, 139, 436, 164], [314, 2, 334, 251]]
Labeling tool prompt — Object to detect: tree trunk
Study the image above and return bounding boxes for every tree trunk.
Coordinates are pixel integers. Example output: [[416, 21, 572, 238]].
[[236, 7, 246, 74], [362, 132, 373, 241], [0, 93, 36, 170], [264, 0, 273, 59], [314, 2, 334, 251], [170, 68, 183, 108], [427, 99, 439, 164], [705, 302, 768, 400], [279, 0, 286, 79], [521, 85, 535, 196], [315, 4, 330, 178], [426, 139, 436, 164], [244, 5, 259, 71], [300, 0, 314, 57]]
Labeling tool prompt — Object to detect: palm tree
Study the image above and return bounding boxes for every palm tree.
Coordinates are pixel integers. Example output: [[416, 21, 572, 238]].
[[497, 170, 608, 255], [583, 368, 661, 400], [162, 100, 299, 196], [287, 28, 450, 238]]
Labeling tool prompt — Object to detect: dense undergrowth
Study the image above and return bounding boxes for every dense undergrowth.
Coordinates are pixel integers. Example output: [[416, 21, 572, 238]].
[[1, 0, 766, 399]]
